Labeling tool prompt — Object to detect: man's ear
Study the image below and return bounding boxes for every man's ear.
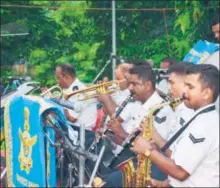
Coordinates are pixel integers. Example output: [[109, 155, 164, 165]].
[[145, 80, 152, 91], [202, 87, 212, 101]]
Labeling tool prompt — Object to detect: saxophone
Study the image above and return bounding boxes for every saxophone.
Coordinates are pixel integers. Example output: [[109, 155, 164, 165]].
[[117, 98, 182, 187]]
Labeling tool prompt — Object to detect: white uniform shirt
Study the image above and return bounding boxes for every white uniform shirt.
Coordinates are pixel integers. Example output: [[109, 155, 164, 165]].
[[169, 104, 219, 187], [103, 89, 132, 123], [120, 92, 173, 140], [167, 102, 195, 140], [111, 89, 131, 105], [64, 79, 102, 130], [74, 103, 98, 130], [62, 78, 86, 118], [156, 79, 169, 95]]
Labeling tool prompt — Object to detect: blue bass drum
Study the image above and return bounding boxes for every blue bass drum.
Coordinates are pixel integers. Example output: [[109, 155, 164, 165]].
[[3, 95, 67, 187], [183, 40, 219, 64]]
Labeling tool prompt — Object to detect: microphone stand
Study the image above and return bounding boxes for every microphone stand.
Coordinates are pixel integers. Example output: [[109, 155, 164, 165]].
[[92, 59, 112, 84], [45, 115, 99, 187], [84, 145, 106, 187], [92, 53, 124, 84]]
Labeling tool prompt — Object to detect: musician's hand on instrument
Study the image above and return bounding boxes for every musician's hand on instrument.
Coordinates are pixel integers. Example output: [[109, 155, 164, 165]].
[[140, 121, 146, 130], [97, 93, 111, 102], [102, 76, 109, 82], [138, 125, 144, 133], [41, 87, 48, 93], [130, 137, 154, 155], [149, 140, 158, 150], [64, 109, 77, 123], [96, 80, 103, 84], [107, 118, 122, 133]]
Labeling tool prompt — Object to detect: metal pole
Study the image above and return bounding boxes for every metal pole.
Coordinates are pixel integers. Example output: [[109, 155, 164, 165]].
[[1, 33, 29, 37], [86, 145, 106, 187], [112, 0, 116, 80], [78, 123, 85, 187]]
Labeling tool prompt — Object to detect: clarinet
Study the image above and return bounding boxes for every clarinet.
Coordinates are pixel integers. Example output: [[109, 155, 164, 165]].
[[88, 93, 133, 152], [103, 93, 134, 135]]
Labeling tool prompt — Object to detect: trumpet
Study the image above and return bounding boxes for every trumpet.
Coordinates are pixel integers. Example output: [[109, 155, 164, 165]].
[[63, 80, 125, 101], [40, 85, 63, 99]]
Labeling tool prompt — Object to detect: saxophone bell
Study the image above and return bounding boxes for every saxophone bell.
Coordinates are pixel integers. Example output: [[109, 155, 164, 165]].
[[117, 98, 182, 187]]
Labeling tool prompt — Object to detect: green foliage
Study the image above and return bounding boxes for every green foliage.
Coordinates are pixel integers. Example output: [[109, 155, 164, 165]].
[[72, 42, 102, 82]]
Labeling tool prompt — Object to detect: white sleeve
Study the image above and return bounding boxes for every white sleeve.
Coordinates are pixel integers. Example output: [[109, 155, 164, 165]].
[[66, 95, 82, 118], [122, 108, 145, 134], [171, 120, 210, 174], [153, 106, 174, 140], [120, 102, 143, 122], [119, 103, 133, 121], [157, 79, 169, 95], [77, 104, 97, 130]]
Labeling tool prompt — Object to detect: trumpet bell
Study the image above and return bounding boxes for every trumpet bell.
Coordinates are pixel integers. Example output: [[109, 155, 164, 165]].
[[40, 85, 63, 99], [64, 80, 122, 101]]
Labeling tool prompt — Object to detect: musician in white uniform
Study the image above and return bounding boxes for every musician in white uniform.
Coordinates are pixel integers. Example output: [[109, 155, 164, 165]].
[[97, 62, 134, 116], [165, 62, 195, 139], [55, 63, 99, 131], [101, 63, 174, 187], [97, 59, 153, 117], [131, 64, 219, 187], [55, 63, 86, 122], [108, 64, 173, 143]]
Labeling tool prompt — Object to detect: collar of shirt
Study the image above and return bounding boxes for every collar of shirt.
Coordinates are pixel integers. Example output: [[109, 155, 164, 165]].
[[63, 78, 81, 94], [194, 103, 216, 114], [176, 102, 195, 113], [142, 91, 163, 111]]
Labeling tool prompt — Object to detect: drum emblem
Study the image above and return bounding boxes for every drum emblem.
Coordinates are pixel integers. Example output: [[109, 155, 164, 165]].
[[18, 107, 37, 174]]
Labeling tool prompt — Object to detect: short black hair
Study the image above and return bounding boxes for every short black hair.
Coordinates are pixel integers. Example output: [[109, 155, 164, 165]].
[[57, 63, 76, 78], [186, 64, 219, 102], [124, 58, 150, 67], [168, 62, 194, 75], [161, 57, 177, 66], [129, 62, 156, 89], [211, 16, 219, 26]]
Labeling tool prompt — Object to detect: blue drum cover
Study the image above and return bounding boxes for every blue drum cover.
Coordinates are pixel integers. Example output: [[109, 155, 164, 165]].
[[183, 40, 219, 64], [4, 95, 66, 187]]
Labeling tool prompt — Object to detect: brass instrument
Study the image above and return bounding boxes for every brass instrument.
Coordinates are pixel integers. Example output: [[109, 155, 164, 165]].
[[117, 98, 182, 187], [40, 85, 63, 99], [63, 80, 124, 101]]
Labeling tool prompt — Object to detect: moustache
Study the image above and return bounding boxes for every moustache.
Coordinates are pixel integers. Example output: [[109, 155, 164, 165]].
[[182, 93, 188, 100]]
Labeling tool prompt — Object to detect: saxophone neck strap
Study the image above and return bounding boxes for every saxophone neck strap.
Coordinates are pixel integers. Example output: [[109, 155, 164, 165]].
[[160, 105, 216, 153]]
